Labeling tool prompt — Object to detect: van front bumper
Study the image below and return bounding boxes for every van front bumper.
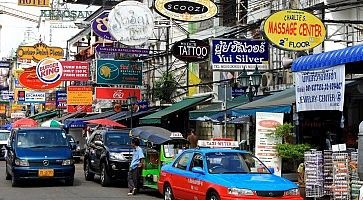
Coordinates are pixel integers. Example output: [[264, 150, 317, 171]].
[[12, 165, 75, 180]]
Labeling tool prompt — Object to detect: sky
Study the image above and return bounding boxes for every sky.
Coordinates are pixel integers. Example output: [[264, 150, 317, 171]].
[[0, 0, 99, 58]]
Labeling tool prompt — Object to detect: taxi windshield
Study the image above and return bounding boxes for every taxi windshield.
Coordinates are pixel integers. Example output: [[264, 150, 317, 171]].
[[206, 152, 270, 174]]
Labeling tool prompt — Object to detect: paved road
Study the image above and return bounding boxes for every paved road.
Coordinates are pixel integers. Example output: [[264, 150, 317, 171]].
[[0, 161, 162, 200]]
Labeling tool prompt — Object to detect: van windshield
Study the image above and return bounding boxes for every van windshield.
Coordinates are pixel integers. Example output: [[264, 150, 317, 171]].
[[0, 131, 9, 141], [16, 130, 68, 148]]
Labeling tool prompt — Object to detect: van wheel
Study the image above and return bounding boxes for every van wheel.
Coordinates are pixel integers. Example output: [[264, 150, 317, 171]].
[[164, 184, 174, 200], [100, 163, 111, 187], [5, 164, 11, 180], [84, 160, 94, 181], [207, 191, 220, 200]]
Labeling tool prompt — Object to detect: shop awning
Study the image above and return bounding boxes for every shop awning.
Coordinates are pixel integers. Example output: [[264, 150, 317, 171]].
[[54, 111, 83, 122], [231, 87, 295, 117], [31, 111, 58, 121], [292, 45, 363, 72], [78, 110, 116, 121], [108, 111, 128, 120], [140, 95, 213, 125], [63, 110, 116, 128], [113, 108, 159, 121]]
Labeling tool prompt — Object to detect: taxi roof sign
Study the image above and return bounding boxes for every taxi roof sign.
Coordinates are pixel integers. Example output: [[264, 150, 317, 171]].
[[170, 132, 183, 138], [198, 140, 239, 148]]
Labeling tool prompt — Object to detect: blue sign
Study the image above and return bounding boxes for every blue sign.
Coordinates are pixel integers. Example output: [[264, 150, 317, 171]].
[[211, 39, 269, 71], [232, 87, 244, 97], [56, 91, 67, 109]]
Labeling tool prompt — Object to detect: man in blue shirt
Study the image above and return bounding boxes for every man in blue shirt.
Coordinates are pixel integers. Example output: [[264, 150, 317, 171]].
[[128, 138, 144, 195]]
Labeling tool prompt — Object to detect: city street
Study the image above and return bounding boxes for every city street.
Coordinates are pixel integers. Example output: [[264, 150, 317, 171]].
[[0, 161, 162, 200]]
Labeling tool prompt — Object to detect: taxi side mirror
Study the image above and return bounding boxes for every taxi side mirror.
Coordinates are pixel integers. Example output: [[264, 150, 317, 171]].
[[192, 167, 205, 175], [268, 167, 275, 174]]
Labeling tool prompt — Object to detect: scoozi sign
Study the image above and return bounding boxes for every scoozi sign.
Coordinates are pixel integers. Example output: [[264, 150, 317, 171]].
[[155, 0, 217, 22], [171, 39, 209, 62], [36, 57, 63, 84], [17, 43, 64, 62], [263, 9, 326, 51]]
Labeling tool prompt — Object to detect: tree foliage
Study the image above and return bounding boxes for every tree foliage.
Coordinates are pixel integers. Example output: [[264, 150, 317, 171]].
[[154, 72, 178, 103]]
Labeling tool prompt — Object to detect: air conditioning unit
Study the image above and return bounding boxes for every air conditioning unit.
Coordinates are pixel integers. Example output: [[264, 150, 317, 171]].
[[261, 72, 273, 89]]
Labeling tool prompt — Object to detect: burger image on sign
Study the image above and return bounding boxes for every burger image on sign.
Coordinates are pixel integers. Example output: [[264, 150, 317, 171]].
[[36, 57, 63, 84], [262, 9, 326, 51]]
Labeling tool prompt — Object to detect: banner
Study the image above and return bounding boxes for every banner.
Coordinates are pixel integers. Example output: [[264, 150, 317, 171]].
[[211, 39, 269, 71], [96, 59, 142, 85], [67, 86, 93, 105], [95, 87, 141, 100], [56, 91, 67, 109], [294, 65, 345, 112], [255, 112, 283, 176], [60, 61, 89, 81]]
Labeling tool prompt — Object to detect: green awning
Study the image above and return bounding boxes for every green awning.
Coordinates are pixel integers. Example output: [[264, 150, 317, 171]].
[[140, 95, 212, 125], [32, 111, 58, 120], [189, 95, 250, 120]]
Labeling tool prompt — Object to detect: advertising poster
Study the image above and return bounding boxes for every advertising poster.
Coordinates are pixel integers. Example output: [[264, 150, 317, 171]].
[[56, 91, 67, 109], [294, 65, 345, 112], [96, 59, 142, 85], [67, 86, 93, 105], [60, 61, 89, 81], [95, 87, 141, 100], [255, 112, 284, 176]]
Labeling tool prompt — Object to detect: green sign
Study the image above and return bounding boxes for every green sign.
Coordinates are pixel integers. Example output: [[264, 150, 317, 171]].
[[96, 59, 142, 85]]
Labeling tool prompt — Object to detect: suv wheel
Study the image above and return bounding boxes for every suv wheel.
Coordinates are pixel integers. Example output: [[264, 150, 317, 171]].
[[5, 163, 11, 180], [84, 160, 94, 181], [100, 163, 111, 187]]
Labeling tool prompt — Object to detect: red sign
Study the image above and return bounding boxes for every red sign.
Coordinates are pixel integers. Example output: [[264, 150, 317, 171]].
[[95, 87, 141, 100], [60, 61, 89, 81], [67, 105, 92, 113], [18, 66, 62, 90]]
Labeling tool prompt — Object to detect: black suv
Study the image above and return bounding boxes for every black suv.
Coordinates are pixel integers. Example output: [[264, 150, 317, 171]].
[[83, 129, 132, 186]]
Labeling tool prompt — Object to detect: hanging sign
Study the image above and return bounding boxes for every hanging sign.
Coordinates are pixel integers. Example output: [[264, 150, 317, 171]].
[[67, 86, 93, 105], [11, 112, 25, 119], [96, 59, 142, 85], [60, 61, 89, 81], [40, 10, 93, 21], [255, 112, 283, 176], [18, 66, 62, 90], [18, 0, 49, 7], [17, 43, 63, 62], [17, 91, 46, 103], [211, 39, 269, 71], [154, 0, 217, 22], [56, 91, 67, 109], [36, 57, 63, 84], [108, 1, 154, 46], [171, 39, 209, 62], [91, 11, 115, 41], [67, 105, 92, 113], [262, 9, 326, 51], [95, 87, 141, 100], [95, 45, 149, 55], [0, 61, 10, 68], [294, 65, 345, 112], [1, 91, 14, 100]]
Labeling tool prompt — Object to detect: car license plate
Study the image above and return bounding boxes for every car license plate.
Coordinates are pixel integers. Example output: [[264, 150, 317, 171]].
[[38, 169, 54, 177]]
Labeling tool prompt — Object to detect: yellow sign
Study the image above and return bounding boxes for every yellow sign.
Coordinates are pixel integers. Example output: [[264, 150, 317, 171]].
[[11, 104, 24, 111], [0, 105, 6, 114], [18, 0, 49, 7], [188, 70, 201, 96], [263, 9, 326, 51], [67, 86, 93, 105], [17, 43, 63, 62]]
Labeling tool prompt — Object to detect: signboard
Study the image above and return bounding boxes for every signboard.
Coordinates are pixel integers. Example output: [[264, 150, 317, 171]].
[[36, 57, 62, 84], [67, 86, 93, 105], [171, 39, 209, 62], [11, 112, 25, 119], [197, 140, 239, 148], [0, 61, 10, 68], [17, 90, 25, 101], [91, 11, 114, 41], [60, 61, 89, 81], [56, 91, 67, 109], [232, 86, 244, 97], [211, 39, 269, 71], [95, 45, 149, 55], [18, 66, 61, 90], [108, 1, 154, 46], [1, 91, 14, 100], [0, 104, 6, 114], [95, 87, 141, 100], [255, 112, 284, 176], [294, 65, 345, 112], [17, 43, 63, 62], [263, 9, 326, 51], [17, 91, 46, 103], [96, 59, 142, 85], [18, 0, 49, 7], [154, 0, 218, 22], [40, 10, 93, 21], [67, 105, 92, 113]]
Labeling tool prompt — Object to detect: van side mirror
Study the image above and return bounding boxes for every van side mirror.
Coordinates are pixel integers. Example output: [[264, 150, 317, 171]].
[[192, 167, 205, 174]]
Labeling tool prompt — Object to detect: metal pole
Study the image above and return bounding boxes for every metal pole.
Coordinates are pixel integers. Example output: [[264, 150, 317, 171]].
[[224, 84, 227, 138]]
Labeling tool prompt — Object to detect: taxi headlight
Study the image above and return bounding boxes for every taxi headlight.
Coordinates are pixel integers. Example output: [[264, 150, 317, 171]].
[[15, 158, 29, 166], [110, 152, 126, 161], [285, 188, 300, 196], [228, 188, 254, 196], [62, 159, 73, 165]]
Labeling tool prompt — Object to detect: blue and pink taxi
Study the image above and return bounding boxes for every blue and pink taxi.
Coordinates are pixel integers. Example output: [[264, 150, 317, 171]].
[[157, 140, 302, 200]]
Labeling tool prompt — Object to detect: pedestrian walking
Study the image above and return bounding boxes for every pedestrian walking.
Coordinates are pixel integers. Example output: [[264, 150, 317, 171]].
[[187, 128, 198, 148], [128, 138, 145, 196]]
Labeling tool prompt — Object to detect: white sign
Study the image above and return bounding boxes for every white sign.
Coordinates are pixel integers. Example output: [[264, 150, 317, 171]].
[[170, 132, 183, 138], [255, 112, 284, 176], [11, 112, 25, 119], [294, 65, 345, 112], [25, 91, 46, 102], [108, 1, 154, 46], [198, 140, 239, 148]]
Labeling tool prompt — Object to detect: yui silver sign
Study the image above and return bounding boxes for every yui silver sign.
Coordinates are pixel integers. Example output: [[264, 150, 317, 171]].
[[108, 1, 154, 46]]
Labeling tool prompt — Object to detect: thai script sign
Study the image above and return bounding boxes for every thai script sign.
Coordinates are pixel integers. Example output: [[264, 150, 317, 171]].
[[263, 9, 326, 51], [91, 11, 114, 41], [17, 43, 64, 62], [211, 39, 269, 71], [255, 112, 283, 176], [95, 45, 149, 55], [294, 65, 345, 112], [40, 10, 93, 21], [95, 87, 141, 100], [171, 39, 209, 62], [154, 0, 217, 22], [96, 59, 142, 85], [108, 1, 154, 46], [56, 91, 67, 109], [67, 86, 93, 105], [18, 0, 49, 7], [60, 61, 89, 81]]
